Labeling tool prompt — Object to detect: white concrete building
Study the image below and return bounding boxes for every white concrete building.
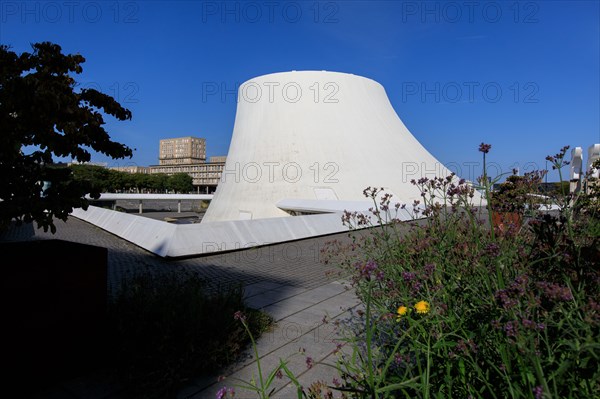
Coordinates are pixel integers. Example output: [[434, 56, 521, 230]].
[[203, 71, 469, 223]]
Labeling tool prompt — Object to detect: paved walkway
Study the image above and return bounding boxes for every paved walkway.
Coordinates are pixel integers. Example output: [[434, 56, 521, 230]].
[[0, 216, 365, 398]]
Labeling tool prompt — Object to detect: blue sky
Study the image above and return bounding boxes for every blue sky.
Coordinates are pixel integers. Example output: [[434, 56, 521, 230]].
[[1, 0, 599, 181]]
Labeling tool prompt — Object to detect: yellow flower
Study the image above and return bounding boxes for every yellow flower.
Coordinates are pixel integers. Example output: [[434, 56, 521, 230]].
[[414, 301, 430, 314], [397, 306, 408, 317]]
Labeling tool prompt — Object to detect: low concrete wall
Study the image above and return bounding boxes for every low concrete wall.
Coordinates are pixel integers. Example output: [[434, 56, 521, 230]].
[[72, 206, 177, 257], [71, 205, 351, 257], [169, 212, 350, 257]]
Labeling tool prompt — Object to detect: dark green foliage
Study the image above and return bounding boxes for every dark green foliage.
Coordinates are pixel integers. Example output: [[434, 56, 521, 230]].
[[575, 158, 600, 219], [70, 164, 195, 193], [167, 172, 194, 193], [70, 164, 113, 193], [108, 271, 272, 398], [0, 42, 133, 232], [491, 171, 546, 215], [541, 181, 570, 197]]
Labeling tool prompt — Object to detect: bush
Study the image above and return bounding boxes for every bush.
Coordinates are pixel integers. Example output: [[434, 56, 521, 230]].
[[491, 171, 547, 215], [108, 270, 272, 398]]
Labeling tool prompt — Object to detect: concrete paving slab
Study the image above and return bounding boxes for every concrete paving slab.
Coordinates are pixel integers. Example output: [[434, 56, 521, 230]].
[[306, 291, 362, 317], [291, 283, 349, 301], [244, 286, 313, 310], [281, 309, 355, 341], [246, 294, 289, 309], [242, 284, 274, 299], [267, 285, 311, 300], [250, 281, 287, 291], [261, 298, 320, 321]]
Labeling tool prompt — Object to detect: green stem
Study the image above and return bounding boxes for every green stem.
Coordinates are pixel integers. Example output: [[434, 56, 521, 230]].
[[365, 283, 377, 398], [483, 153, 496, 242], [533, 356, 551, 399], [242, 320, 266, 398], [425, 334, 431, 399]]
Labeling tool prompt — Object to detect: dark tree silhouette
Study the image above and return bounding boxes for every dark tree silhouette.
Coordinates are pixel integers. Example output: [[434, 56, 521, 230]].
[[0, 42, 133, 232]]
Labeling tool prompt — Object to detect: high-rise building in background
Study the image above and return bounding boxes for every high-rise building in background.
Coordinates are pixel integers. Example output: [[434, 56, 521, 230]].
[[152, 136, 226, 193], [159, 136, 206, 165]]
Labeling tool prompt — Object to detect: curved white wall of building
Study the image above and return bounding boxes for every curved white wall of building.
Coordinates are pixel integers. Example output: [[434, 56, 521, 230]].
[[203, 71, 469, 223]]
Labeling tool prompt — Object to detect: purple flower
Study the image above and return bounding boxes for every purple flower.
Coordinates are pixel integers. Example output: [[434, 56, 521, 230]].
[[504, 321, 518, 337], [521, 319, 535, 329], [233, 311, 246, 321], [306, 356, 314, 369], [495, 275, 529, 309], [456, 339, 478, 355], [424, 263, 435, 278], [533, 386, 543, 399], [357, 260, 378, 280], [537, 281, 573, 302], [216, 387, 228, 399], [479, 142, 492, 154], [410, 281, 423, 295], [484, 243, 500, 257]]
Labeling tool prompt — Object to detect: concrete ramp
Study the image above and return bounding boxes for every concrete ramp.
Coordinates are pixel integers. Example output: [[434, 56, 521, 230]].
[[71, 206, 178, 257], [71, 206, 354, 257]]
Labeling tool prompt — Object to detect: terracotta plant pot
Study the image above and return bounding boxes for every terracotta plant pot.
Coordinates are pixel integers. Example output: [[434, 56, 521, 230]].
[[492, 212, 522, 234]]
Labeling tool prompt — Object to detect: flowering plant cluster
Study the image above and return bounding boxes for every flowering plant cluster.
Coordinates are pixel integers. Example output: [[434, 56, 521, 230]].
[[321, 144, 599, 398]]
